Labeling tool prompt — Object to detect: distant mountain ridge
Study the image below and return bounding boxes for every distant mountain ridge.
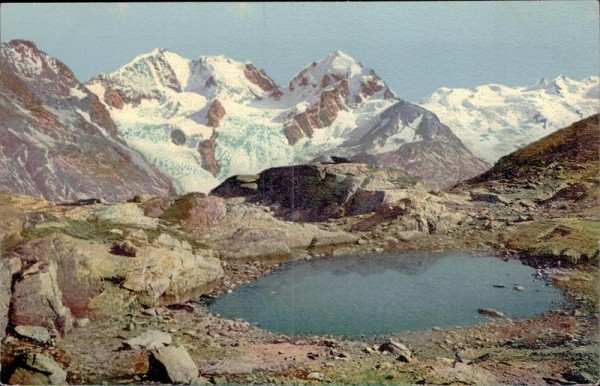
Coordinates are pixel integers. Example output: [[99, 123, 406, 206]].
[[0, 40, 173, 202], [419, 76, 599, 163], [85, 48, 488, 191]]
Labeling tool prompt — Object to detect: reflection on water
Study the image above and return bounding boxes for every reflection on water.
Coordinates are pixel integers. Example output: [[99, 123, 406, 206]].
[[209, 251, 564, 337], [305, 251, 443, 278]]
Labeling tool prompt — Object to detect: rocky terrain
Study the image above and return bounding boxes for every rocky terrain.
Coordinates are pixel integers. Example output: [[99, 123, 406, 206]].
[[0, 40, 173, 202], [0, 115, 598, 384]]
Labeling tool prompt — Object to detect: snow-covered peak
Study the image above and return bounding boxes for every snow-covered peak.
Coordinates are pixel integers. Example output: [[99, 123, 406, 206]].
[[88, 48, 191, 101], [419, 75, 600, 163], [526, 74, 576, 94], [187, 54, 281, 103], [287, 50, 395, 103]]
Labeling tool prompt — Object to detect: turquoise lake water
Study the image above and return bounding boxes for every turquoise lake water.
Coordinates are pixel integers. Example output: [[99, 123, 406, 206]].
[[209, 251, 564, 337]]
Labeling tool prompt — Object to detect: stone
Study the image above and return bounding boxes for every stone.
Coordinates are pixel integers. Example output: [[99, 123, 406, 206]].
[[11, 260, 73, 336], [376, 362, 394, 370], [365, 347, 376, 355], [154, 233, 183, 249], [211, 375, 228, 384], [421, 357, 497, 384], [124, 330, 172, 350], [1, 257, 21, 338], [90, 203, 159, 229], [190, 375, 211, 385], [121, 247, 224, 304], [128, 229, 148, 242], [75, 318, 90, 328], [149, 345, 199, 384], [110, 240, 137, 257], [307, 372, 326, 381], [14, 325, 52, 344], [9, 353, 67, 385], [396, 230, 421, 241], [562, 371, 596, 384], [378, 339, 413, 362], [469, 190, 509, 204], [477, 308, 506, 318]]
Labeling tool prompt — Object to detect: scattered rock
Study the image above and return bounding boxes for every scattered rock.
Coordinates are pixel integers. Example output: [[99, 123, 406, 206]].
[[75, 318, 90, 328], [124, 330, 172, 350], [8, 353, 67, 385], [110, 240, 137, 257], [14, 325, 52, 344], [562, 371, 597, 384], [148, 345, 199, 384], [191, 375, 211, 385], [307, 372, 326, 381], [211, 375, 228, 384], [378, 339, 413, 362]]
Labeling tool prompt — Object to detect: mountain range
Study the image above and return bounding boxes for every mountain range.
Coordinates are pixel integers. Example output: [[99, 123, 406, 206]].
[[0, 39, 597, 201], [85, 48, 488, 193], [420, 75, 599, 163]]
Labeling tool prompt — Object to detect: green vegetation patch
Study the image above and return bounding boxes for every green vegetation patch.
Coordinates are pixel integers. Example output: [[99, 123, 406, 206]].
[[505, 219, 599, 266]]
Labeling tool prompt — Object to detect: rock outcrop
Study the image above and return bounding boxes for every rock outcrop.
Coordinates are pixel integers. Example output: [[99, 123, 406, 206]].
[[243, 63, 283, 99], [212, 162, 416, 222], [11, 260, 74, 336], [8, 353, 67, 385]]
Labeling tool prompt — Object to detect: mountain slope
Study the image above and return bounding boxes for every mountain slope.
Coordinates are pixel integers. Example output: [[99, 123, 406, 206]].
[[419, 76, 599, 163], [457, 114, 599, 219], [87, 49, 488, 192], [452, 114, 599, 265], [0, 40, 173, 202], [466, 114, 598, 183]]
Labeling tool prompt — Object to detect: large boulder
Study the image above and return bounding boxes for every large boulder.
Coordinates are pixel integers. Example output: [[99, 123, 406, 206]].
[[8, 231, 223, 316], [8, 353, 67, 385], [120, 247, 223, 304], [149, 345, 199, 384], [11, 260, 74, 336], [351, 195, 463, 233], [0, 257, 21, 338], [211, 163, 411, 222]]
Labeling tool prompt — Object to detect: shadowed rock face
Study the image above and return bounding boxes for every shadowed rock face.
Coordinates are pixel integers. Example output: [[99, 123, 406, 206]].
[[243, 64, 283, 100], [284, 85, 348, 145], [0, 40, 173, 202], [206, 99, 226, 128], [198, 132, 220, 176], [211, 162, 416, 222]]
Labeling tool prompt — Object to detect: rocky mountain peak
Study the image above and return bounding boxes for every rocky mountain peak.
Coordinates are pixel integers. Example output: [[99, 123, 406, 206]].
[[187, 55, 281, 102], [288, 51, 395, 104]]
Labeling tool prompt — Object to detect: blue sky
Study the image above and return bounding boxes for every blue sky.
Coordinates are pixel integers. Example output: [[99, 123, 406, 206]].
[[1, 2, 598, 101]]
